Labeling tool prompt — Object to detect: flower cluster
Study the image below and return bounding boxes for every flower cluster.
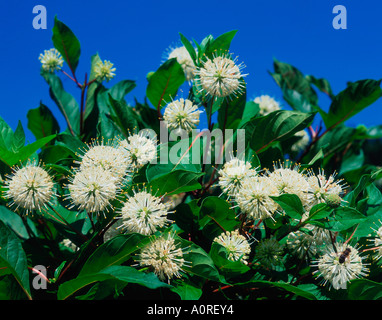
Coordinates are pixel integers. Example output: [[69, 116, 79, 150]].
[[219, 160, 345, 222]]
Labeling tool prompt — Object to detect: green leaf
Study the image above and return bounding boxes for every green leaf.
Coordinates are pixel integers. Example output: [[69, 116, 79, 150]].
[[148, 169, 203, 196], [0, 206, 37, 239], [235, 278, 317, 300], [348, 279, 382, 300], [327, 206, 367, 232], [52, 16, 81, 73], [177, 237, 224, 283], [207, 30, 237, 54], [179, 32, 197, 63], [27, 102, 60, 140], [170, 280, 203, 300], [306, 75, 335, 99], [0, 134, 56, 167], [198, 196, 240, 240], [0, 116, 15, 150], [218, 81, 247, 130], [270, 59, 318, 111], [245, 110, 315, 153], [0, 221, 31, 300], [270, 194, 304, 220], [41, 70, 80, 136], [13, 121, 25, 151], [146, 161, 203, 196], [307, 203, 332, 221], [321, 79, 382, 129], [107, 94, 139, 138], [79, 233, 150, 276], [146, 58, 186, 109], [58, 265, 171, 300]]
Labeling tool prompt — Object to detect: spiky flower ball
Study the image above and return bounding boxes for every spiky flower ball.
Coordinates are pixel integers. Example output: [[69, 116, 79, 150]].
[[168, 46, 197, 82], [368, 225, 382, 262], [267, 162, 311, 209], [3, 162, 55, 213], [118, 133, 157, 171], [77, 142, 130, 181], [118, 189, 172, 236], [196, 52, 247, 99], [218, 158, 257, 198], [94, 60, 116, 82], [236, 176, 279, 220], [254, 95, 280, 116], [66, 167, 119, 214], [255, 238, 284, 269], [39, 48, 64, 73], [163, 98, 202, 134], [312, 243, 368, 290], [307, 169, 345, 208], [213, 230, 251, 264], [138, 233, 188, 281]]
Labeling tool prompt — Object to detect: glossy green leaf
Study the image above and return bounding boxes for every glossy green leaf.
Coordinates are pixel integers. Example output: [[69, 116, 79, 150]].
[[245, 110, 315, 153], [41, 70, 80, 136], [27, 102, 60, 141], [321, 79, 382, 129], [146, 58, 186, 109], [79, 233, 150, 276], [0, 221, 31, 300], [52, 16, 81, 72], [58, 265, 171, 300], [270, 194, 304, 220]]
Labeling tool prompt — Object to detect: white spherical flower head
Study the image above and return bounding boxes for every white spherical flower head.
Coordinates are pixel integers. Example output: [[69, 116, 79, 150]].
[[4, 162, 55, 213], [163, 98, 202, 134], [94, 60, 116, 82], [78, 143, 130, 181], [254, 95, 281, 116], [118, 133, 157, 170], [67, 167, 118, 214], [196, 52, 247, 99], [118, 189, 171, 235], [307, 169, 345, 207], [268, 162, 311, 208], [138, 233, 188, 281], [218, 158, 257, 198], [369, 226, 382, 261], [39, 48, 64, 73], [291, 130, 310, 153], [312, 243, 368, 290], [213, 230, 251, 264], [256, 238, 284, 269], [236, 176, 279, 220], [168, 46, 197, 82]]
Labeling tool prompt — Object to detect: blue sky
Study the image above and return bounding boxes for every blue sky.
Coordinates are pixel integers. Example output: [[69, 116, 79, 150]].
[[1, 0, 381, 143]]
